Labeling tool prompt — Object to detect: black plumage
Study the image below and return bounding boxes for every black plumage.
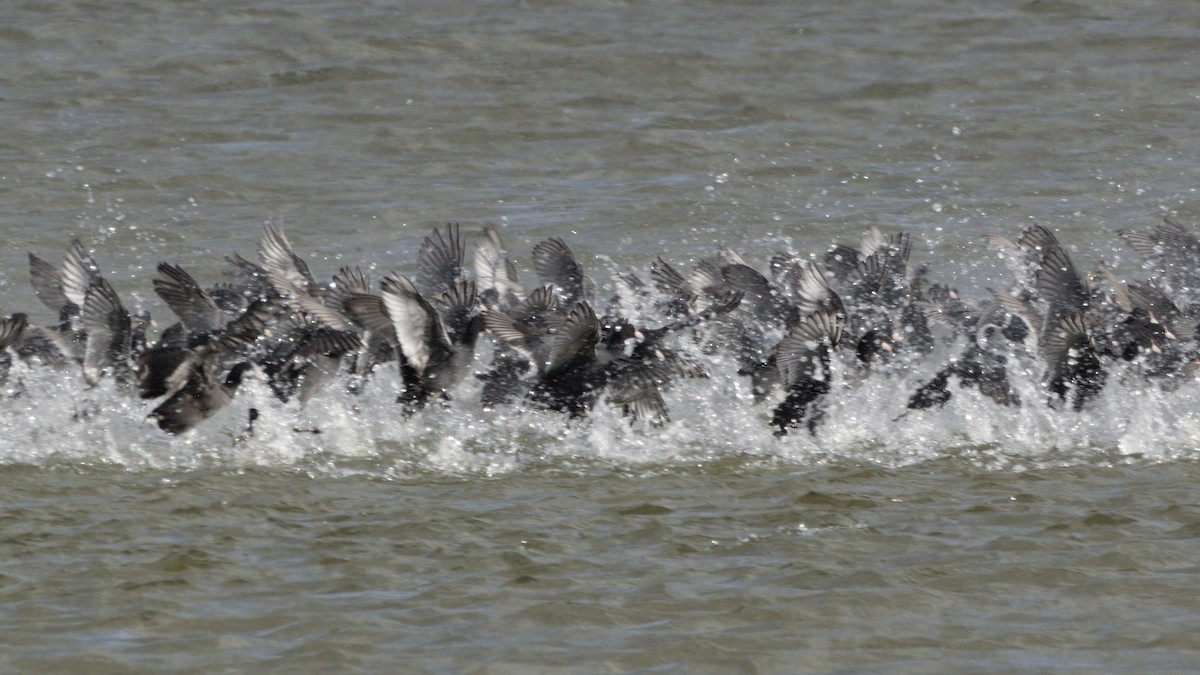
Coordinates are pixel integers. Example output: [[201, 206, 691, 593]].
[[150, 358, 254, 435], [772, 310, 843, 436]]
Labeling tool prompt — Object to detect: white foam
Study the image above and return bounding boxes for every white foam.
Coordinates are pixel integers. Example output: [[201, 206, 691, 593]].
[[3, 330, 1194, 476]]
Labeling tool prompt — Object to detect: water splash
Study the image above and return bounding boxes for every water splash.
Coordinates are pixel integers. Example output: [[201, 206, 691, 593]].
[[2, 328, 1196, 476]]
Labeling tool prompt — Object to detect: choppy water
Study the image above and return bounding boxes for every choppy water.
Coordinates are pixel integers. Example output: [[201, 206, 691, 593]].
[[4, 0, 1200, 671]]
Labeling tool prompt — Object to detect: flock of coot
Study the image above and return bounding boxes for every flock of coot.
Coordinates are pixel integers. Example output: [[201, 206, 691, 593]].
[[2, 217, 1198, 437]]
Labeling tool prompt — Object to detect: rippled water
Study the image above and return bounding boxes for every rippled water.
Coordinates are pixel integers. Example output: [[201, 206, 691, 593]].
[[4, 0, 1200, 671]]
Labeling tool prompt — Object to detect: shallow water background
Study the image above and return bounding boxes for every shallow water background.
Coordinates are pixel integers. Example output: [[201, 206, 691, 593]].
[[3, 0, 1200, 671]]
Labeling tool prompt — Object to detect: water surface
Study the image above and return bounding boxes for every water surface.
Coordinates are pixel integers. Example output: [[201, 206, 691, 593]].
[[3, 0, 1200, 671]]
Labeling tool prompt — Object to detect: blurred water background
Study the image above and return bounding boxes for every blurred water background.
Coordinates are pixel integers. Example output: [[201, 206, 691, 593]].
[[3, 1, 1200, 671]]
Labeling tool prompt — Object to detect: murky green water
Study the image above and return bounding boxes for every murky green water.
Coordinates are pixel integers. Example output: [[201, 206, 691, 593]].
[[3, 0, 1200, 671]]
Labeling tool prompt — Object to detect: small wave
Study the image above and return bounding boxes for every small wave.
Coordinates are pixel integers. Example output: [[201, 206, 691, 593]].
[[0, 338, 1195, 476]]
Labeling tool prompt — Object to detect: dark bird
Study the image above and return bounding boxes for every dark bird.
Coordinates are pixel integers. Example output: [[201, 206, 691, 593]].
[[772, 310, 843, 436], [487, 299, 603, 417], [1042, 312, 1106, 411], [594, 292, 740, 426], [257, 218, 323, 299], [1118, 218, 1200, 304], [149, 355, 255, 435], [473, 224, 525, 310], [906, 337, 1022, 412], [477, 285, 557, 407], [141, 288, 272, 434], [79, 277, 135, 387], [0, 313, 28, 387], [259, 324, 361, 405], [717, 257, 838, 402], [532, 237, 595, 307], [345, 274, 484, 409], [330, 265, 395, 393], [472, 225, 532, 407], [415, 222, 467, 299], [486, 285, 738, 424], [30, 239, 143, 387], [990, 225, 1107, 410], [28, 238, 100, 339], [138, 291, 273, 402], [261, 266, 364, 405], [906, 299, 1023, 413]]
